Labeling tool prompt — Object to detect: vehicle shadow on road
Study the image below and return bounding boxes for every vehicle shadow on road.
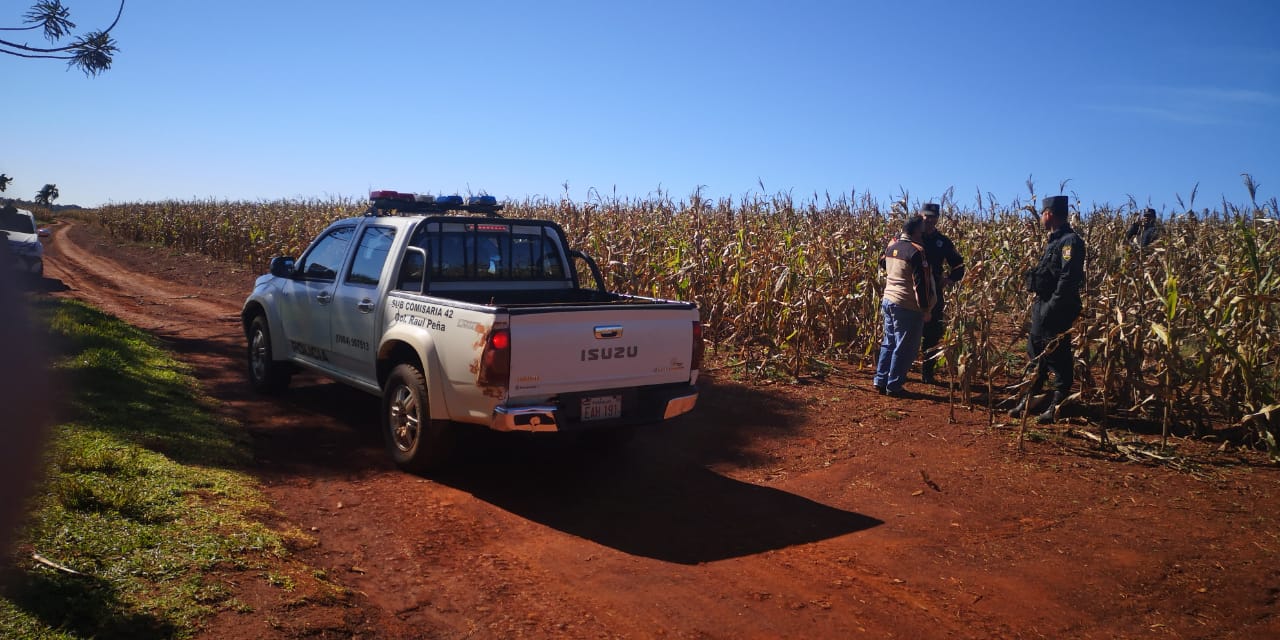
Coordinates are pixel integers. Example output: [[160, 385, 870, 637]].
[[432, 377, 882, 564], [651, 374, 812, 468], [17, 274, 69, 293], [435, 437, 882, 564]]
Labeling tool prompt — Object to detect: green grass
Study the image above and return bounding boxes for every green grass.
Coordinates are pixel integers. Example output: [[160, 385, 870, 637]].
[[0, 298, 298, 639]]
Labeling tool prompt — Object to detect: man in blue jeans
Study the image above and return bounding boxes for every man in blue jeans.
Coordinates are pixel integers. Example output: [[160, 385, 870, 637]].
[[874, 215, 937, 397]]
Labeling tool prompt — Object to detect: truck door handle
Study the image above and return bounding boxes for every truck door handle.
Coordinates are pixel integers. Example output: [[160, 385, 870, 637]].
[[316, 292, 333, 304], [356, 299, 375, 313], [595, 325, 624, 339]]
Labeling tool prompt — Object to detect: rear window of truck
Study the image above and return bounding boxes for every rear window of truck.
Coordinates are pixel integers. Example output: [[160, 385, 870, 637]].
[[411, 221, 567, 282]]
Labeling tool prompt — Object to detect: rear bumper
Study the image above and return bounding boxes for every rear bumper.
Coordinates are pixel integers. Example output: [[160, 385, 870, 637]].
[[490, 383, 698, 433]]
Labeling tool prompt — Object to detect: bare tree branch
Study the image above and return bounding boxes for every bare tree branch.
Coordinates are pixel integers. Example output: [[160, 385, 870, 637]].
[[1, 1, 124, 75], [25, 0, 76, 41]]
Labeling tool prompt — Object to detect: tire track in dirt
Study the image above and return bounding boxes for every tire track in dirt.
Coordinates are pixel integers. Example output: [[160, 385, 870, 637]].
[[44, 223, 244, 337]]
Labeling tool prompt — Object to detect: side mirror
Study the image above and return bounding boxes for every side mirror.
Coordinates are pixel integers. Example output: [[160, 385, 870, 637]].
[[268, 256, 296, 278], [37, 228, 50, 238], [398, 247, 426, 293]]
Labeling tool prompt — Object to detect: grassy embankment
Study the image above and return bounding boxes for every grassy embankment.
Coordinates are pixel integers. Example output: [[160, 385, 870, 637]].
[[1, 298, 336, 639]]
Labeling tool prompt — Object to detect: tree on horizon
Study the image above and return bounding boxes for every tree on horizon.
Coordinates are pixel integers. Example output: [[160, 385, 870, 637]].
[[34, 183, 59, 207]]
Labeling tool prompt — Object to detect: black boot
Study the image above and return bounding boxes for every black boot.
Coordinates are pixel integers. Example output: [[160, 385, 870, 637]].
[[1008, 394, 1031, 418], [1037, 391, 1067, 424], [1008, 394, 1029, 419]]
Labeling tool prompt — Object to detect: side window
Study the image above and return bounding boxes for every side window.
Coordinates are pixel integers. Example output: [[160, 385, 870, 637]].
[[435, 234, 467, 279], [396, 249, 426, 292], [510, 235, 537, 279], [537, 235, 565, 279], [0, 209, 36, 234], [472, 233, 507, 279], [543, 252, 565, 279], [510, 233, 565, 279], [295, 226, 355, 282], [347, 226, 396, 287]]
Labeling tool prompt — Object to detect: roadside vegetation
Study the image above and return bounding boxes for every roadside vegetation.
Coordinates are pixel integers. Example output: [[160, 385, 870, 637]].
[[91, 179, 1280, 458], [1, 298, 331, 639]]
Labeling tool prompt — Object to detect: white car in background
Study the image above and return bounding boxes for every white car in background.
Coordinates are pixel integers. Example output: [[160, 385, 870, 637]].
[[1, 206, 45, 278]]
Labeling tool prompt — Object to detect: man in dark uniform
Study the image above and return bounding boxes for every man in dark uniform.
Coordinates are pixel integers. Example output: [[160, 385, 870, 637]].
[[1125, 208, 1160, 247], [918, 203, 965, 384], [1010, 195, 1086, 423]]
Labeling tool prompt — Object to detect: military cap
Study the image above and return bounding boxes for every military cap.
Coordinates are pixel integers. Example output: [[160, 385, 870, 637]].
[[1042, 195, 1069, 218], [921, 203, 940, 217], [1142, 208, 1156, 218]]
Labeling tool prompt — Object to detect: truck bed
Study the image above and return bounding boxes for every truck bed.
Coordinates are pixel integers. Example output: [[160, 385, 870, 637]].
[[424, 288, 691, 308]]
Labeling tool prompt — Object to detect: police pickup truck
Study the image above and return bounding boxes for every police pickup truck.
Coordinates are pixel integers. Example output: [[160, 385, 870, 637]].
[[241, 191, 701, 471]]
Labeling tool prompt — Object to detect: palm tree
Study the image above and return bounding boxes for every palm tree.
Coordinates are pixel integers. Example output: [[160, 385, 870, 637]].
[[0, 173, 11, 192], [34, 183, 59, 207], [1, 1, 125, 76]]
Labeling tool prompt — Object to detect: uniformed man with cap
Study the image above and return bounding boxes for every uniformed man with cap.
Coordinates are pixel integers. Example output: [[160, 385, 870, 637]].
[[918, 203, 965, 384], [1010, 195, 1086, 423], [1125, 208, 1160, 247]]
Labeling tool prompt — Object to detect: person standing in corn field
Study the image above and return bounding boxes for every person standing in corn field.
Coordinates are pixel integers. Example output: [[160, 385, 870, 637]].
[[1010, 195, 1086, 423], [1125, 208, 1161, 247], [874, 215, 937, 398], [918, 203, 965, 385]]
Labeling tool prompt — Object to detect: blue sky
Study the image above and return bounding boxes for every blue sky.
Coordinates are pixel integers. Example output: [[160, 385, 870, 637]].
[[3, 1, 1278, 212]]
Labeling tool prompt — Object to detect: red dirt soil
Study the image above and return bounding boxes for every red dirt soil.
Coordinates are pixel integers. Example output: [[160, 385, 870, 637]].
[[33, 220, 1280, 639]]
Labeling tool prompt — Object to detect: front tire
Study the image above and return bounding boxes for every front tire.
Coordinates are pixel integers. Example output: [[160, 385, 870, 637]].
[[248, 315, 291, 393], [383, 363, 453, 472]]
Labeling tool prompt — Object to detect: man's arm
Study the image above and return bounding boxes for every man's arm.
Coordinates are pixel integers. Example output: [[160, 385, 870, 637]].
[[944, 239, 965, 283], [1049, 236, 1085, 306], [911, 252, 935, 317]]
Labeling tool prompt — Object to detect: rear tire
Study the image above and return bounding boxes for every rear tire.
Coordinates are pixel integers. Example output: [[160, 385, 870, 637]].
[[248, 315, 291, 393], [383, 363, 453, 472]]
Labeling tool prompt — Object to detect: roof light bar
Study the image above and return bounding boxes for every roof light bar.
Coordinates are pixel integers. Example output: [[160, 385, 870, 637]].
[[367, 190, 505, 216]]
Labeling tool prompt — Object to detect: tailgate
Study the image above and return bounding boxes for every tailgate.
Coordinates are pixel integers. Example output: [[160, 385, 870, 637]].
[[507, 306, 695, 396]]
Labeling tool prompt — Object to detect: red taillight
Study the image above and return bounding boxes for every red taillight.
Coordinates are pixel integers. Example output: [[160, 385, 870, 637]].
[[691, 321, 704, 371], [479, 328, 511, 387], [490, 329, 510, 350]]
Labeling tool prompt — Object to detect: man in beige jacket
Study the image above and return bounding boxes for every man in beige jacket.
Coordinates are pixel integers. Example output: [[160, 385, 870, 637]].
[[873, 214, 937, 397]]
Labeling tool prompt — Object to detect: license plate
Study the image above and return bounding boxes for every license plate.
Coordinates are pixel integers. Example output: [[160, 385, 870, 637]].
[[580, 394, 622, 421]]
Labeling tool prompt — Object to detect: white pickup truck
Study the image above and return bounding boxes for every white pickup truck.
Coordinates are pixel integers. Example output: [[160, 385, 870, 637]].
[[241, 192, 702, 471]]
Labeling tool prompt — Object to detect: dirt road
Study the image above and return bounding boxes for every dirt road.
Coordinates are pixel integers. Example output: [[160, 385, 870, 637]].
[[39, 221, 1280, 639]]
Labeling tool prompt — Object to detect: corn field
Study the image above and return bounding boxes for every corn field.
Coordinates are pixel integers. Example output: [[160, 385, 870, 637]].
[[93, 182, 1280, 458]]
